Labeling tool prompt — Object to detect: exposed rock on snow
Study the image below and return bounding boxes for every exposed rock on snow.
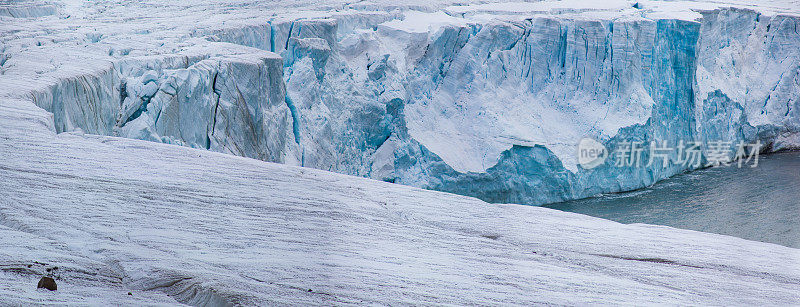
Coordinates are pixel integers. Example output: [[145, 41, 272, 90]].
[[37, 277, 57, 291]]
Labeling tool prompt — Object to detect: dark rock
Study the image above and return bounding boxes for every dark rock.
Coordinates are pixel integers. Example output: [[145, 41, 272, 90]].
[[37, 276, 57, 291]]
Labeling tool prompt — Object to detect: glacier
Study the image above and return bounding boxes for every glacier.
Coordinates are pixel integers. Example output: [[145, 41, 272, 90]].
[[1, 0, 800, 305], [4, 0, 798, 206]]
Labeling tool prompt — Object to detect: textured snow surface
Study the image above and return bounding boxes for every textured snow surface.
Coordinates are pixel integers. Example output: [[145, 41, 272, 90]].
[[1, 99, 799, 305], [2, 0, 799, 206]]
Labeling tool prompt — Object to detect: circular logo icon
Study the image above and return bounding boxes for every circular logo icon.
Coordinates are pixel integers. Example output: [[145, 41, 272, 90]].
[[577, 138, 608, 170]]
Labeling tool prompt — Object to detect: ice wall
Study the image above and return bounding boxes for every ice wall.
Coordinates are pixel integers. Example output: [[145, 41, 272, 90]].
[[29, 44, 297, 164], [694, 8, 800, 151], [21, 6, 800, 206], [252, 9, 798, 205]]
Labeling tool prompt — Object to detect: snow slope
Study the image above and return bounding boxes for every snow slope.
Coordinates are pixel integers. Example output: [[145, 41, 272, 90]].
[[1, 96, 799, 305]]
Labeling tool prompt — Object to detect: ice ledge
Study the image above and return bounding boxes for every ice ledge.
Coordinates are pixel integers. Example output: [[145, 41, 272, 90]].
[[443, 0, 800, 21]]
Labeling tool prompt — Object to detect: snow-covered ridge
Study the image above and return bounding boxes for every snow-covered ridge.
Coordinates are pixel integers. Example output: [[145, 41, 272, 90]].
[[1, 96, 799, 305], [1, 0, 799, 207]]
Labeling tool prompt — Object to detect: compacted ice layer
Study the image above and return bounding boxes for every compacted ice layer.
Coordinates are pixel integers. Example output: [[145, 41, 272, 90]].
[[0, 98, 798, 305]]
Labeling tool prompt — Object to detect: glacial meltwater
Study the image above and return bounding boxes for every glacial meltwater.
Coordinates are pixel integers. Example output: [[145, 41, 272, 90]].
[[545, 151, 800, 248]]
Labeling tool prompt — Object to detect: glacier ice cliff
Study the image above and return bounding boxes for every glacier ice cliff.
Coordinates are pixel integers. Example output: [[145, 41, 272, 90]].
[[27, 43, 297, 163], [220, 6, 799, 205], [2, 0, 799, 206]]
